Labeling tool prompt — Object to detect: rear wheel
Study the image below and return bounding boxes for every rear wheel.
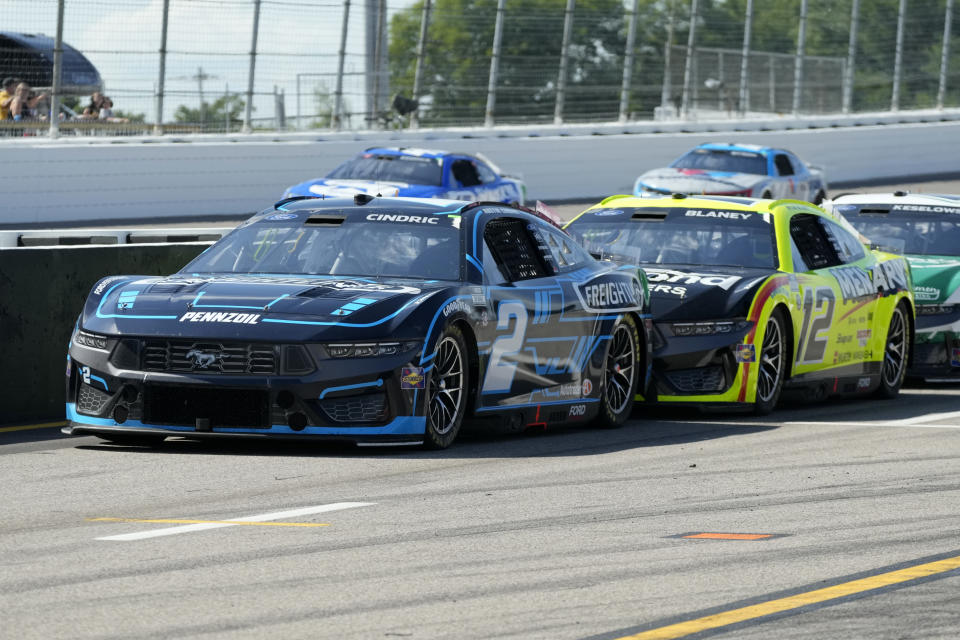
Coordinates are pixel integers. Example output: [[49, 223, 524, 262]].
[[877, 303, 908, 398], [423, 325, 469, 449], [593, 315, 640, 428], [813, 190, 826, 205], [754, 310, 786, 415]]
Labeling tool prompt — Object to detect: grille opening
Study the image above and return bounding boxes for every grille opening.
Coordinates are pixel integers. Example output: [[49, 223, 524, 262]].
[[145, 386, 268, 428], [77, 382, 112, 416], [142, 340, 277, 375], [319, 392, 388, 424]]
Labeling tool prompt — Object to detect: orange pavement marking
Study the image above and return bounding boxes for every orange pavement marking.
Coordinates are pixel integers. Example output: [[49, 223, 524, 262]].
[[684, 533, 775, 540]]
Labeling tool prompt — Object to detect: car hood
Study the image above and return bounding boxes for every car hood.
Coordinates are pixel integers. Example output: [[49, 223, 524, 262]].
[[80, 274, 451, 341], [642, 265, 777, 320], [906, 255, 960, 304], [636, 168, 761, 194]]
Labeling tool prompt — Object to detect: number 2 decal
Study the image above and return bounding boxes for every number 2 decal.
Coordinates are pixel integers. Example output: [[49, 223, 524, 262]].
[[482, 301, 528, 394], [796, 287, 835, 364]]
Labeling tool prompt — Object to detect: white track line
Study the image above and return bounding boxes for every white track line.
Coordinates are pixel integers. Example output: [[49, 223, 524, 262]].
[[96, 502, 374, 542]]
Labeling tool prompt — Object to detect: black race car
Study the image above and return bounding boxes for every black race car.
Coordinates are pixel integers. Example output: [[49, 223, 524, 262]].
[[65, 196, 652, 449]]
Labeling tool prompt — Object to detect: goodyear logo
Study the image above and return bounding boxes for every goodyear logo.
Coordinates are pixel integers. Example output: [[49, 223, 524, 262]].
[[401, 367, 425, 389], [734, 344, 756, 363]]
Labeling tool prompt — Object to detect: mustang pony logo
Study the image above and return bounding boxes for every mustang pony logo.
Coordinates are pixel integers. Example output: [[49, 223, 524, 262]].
[[185, 349, 222, 369]]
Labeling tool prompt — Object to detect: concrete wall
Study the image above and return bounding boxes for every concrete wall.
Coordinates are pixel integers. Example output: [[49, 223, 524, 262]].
[[2, 110, 959, 226], [0, 244, 209, 423]]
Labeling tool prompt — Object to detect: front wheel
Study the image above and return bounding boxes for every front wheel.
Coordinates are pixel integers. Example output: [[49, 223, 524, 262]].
[[593, 315, 640, 428], [877, 303, 908, 398], [423, 325, 470, 449], [754, 310, 786, 415]]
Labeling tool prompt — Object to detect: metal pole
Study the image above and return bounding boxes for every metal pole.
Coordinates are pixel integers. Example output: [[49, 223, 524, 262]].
[[618, 0, 640, 123], [48, 0, 65, 138], [296, 75, 301, 130], [842, 0, 859, 114], [769, 52, 776, 110], [225, 84, 230, 132], [660, 0, 676, 115], [737, 0, 753, 116], [792, 0, 808, 117], [891, 0, 907, 111], [152, 0, 170, 135], [484, 0, 507, 127], [243, 0, 261, 133], [938, 0, 954, 109], [371, 0, 386, 127], [410, 0, 431, 129], [680, 0, 699, 119], [333, 0, 352, 130], [554, 0, 576, 125]]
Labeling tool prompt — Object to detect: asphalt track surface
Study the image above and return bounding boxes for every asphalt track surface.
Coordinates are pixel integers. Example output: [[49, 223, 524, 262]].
[[2, 180, 959, 639]]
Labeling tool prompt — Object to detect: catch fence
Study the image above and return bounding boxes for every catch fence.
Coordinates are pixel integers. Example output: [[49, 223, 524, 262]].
[[1, 0, 957, 138]]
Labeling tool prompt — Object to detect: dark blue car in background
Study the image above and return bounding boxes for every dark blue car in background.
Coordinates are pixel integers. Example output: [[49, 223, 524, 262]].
[[282, 147, 526, 205]]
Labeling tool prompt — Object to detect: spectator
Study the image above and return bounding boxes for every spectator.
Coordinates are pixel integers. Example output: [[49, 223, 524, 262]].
[[0, 77, 17, 120], [97, 96, 128, 123], [81, 91, 105, 119], [9, 82, 47, 121]]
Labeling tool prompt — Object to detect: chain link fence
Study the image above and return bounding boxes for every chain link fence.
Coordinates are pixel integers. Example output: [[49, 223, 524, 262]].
[[1, 0, 957, 138]]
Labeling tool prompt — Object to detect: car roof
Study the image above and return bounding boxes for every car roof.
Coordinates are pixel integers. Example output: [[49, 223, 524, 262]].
[[582, 193, 818, 213], [362, 147, 456, 160], [831, 192, 960, 208], [271, 195, 467, 214], [693, 142, 780, 155]]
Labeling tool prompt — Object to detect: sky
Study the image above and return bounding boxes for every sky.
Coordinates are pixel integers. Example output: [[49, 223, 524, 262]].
[[6, 0, 416, 127]]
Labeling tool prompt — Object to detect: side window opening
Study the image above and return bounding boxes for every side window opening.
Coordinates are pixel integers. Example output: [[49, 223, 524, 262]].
[[820, 218, 866, 264], [774, 154, 795, 176], [452, 159, 482, 187], [790, 213, 841, 270], [475, 162, 498, 184], [483, 217, 551, 281]]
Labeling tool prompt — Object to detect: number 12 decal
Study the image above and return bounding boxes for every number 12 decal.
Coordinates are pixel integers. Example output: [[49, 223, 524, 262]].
[[796, 287, 835, 364], [482, 301, 528, 394]]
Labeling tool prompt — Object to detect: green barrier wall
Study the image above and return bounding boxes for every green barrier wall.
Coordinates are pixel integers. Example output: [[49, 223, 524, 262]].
[[0, 244, 209, 424]]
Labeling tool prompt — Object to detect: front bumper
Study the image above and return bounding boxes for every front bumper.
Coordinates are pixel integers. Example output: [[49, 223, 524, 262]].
[[65, 341, 429, 445]]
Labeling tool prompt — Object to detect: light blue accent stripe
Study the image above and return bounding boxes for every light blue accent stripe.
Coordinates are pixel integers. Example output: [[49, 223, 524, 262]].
[[354, 297, 377, 304], [89, 375, 109, 392], [339, 302, 364, 311], [474, 399, 600, 412], [265, 294, 289, 308], [263, 294, 428, 328], [95, 281, 178, 320], [67, 404, 425, 436], [418, 294, 472, 365], [465, 254, 483, 274], [319, 379, 383, 399]]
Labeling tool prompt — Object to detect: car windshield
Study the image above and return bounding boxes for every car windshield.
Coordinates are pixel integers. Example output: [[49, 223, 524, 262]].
[[567, 207, 777, 269], [842, 208, 960, 256], [326, 153, 444, 186], [671, 149, 767, 175], [182, 213, 462, 280]]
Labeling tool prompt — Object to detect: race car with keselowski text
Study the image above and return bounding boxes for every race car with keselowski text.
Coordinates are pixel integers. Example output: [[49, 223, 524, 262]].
[[64, 195, 650, 449], [633, 143, 828, 204], [565, 194, 914, 414], [281, 147, 526, 205], [826, 191, 960, 379]]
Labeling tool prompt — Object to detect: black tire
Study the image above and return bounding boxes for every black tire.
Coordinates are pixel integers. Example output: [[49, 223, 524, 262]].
[[754, 310, 787, 415], [593, 315, 640, 428], [813, 190, 826, 205], [761, 191, 773, 199], [99, 433, 165, 447], [877, 303, 908, 398], [423, 324, 470, 449]]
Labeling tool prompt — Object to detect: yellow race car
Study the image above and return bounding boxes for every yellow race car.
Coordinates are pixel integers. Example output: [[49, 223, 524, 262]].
[[565, 194, 915, 414]]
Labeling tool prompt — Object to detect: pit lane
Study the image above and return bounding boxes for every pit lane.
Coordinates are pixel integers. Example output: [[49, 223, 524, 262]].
[[2, 383, 958, 639], [2, 180, 959, 639]]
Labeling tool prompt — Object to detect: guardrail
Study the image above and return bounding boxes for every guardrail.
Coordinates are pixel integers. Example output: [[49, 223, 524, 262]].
[[0, 228, 232, 249]]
